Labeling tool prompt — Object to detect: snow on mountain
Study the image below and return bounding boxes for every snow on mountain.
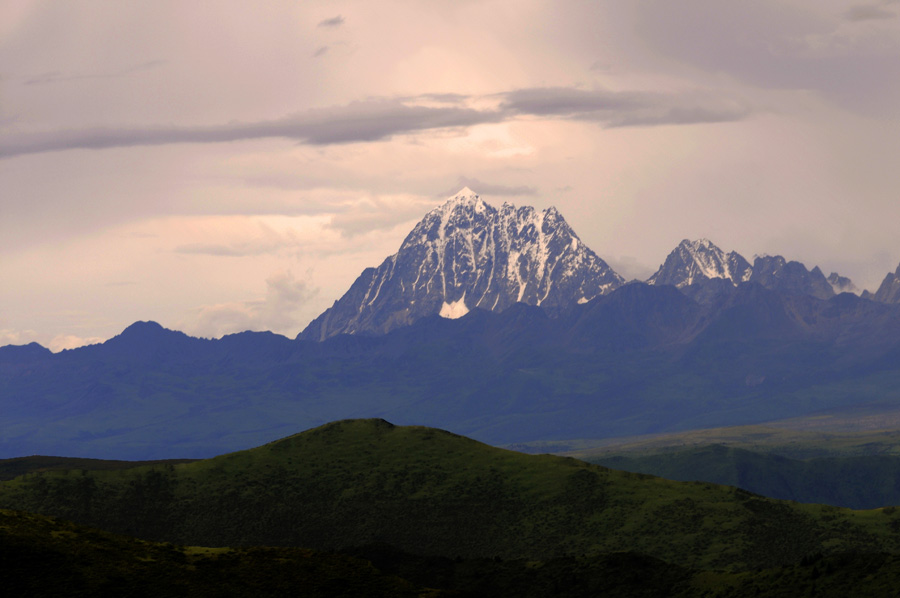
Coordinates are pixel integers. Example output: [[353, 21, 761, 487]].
[[648, 239, 846, 301], [300, 188, 624, 340], [647, 239, 752, 288]]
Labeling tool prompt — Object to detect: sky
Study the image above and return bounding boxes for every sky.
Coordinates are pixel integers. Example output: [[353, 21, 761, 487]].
[[3, 0, 900, 351]]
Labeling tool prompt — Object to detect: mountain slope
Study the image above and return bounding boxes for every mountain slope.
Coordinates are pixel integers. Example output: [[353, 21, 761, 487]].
[[300, 188, 623, 340], [5, 419, 900, 572], [874, 262, 900, 304], [749, 255, 835, 300]]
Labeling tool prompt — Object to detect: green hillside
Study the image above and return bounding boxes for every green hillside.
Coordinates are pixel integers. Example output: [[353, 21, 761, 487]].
[[4, 419, 900, 573], [0, 455, 197, 482], [561, 409, 900, 461], [588, 444, 900, 510]]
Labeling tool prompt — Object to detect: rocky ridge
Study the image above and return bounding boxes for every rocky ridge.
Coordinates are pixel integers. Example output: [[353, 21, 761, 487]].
[[648, 239, 841, 301]]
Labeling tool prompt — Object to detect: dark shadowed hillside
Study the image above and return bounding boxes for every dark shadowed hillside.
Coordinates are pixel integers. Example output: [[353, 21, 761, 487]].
[[5, 419, 900, 574]]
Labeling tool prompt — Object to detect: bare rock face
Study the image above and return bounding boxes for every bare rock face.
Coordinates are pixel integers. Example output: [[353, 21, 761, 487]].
[[873, 262, 900, 304], [748, 256, 835, 300], [299, 188, 624, 341]]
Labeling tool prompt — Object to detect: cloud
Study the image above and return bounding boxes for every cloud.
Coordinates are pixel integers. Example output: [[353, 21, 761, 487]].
[[24, 60, 167, 86], [0, 88, 753, 159], [175, 243, 277, 257], [844, 4, 897, 21], [0, 99, 503, 159], [48, 334, 105, 352], [416, 92, 471, 104], [630, 1, 900, 115], [0, 328, 38, 348], [326, 195, 436, 237], [318, 15, 345, 28], [0, 328, 104, 352], [312, 46, 329, 58], [603, 255, 656, 283], [173, 220, 314, 257], [501, 87, 751, 128], [448, 177, 538, 197], [179, 271, 318, 338]]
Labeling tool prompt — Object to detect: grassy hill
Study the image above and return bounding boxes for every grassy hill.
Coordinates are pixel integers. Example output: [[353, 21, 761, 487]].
[[4, 419, 900, 573], [558, 415, 900, 509], [0, 455, 197, 482], [560, 407, 900, 460], [588, 444, 900, 510]]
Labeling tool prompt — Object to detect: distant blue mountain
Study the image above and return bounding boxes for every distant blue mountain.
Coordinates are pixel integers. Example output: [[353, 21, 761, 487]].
[[3, 282, 900, 460]]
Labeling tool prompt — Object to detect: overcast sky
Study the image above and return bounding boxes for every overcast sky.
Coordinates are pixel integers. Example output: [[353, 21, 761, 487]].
[[3, 0, 900, 350]]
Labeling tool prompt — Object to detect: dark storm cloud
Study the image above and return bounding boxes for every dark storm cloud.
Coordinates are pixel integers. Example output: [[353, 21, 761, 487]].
[[501, 87, 751, 127], [0, 88, 752, 159], [450, 177, 538, 197], [318, 15, 345, 28], [844, 3, 897, 21]]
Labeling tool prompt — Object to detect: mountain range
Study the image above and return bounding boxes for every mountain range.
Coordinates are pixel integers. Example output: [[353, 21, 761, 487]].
[[3, 188, 900, 459], [4, 280, 900, 459], [302, 189, 899, 339]]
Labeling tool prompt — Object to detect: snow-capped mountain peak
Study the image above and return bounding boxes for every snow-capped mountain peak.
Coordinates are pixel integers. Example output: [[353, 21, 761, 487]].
[[647, 238, 751, 288], [648, 240, 844, 300], [453, 186, 479, 199], [300, 189, 624, 340], [437, 187, 485, 211]]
